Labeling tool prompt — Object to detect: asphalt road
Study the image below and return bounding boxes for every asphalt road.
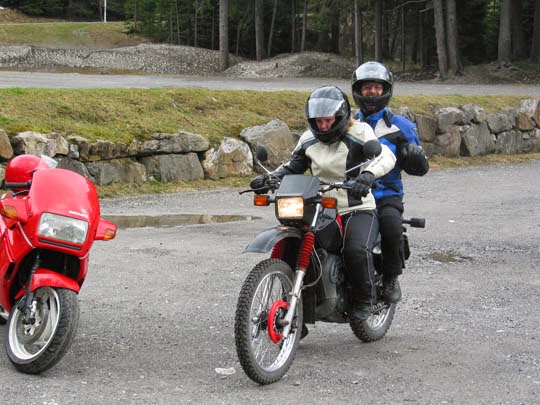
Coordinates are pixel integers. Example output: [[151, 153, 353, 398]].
[[1, 70, 540, 95], [0, 160, 538, 404]]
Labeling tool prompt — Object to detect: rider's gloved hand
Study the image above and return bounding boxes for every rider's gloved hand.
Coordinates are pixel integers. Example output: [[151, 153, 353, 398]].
[[351, 171, 375, 199], [250, 175, 270, 194]]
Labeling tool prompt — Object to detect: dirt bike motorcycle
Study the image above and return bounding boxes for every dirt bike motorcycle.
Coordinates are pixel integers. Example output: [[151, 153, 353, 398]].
[[234, 141, 425, 385], [0, 154, 117, 374]]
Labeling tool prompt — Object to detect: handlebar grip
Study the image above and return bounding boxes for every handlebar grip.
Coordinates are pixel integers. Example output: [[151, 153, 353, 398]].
[[4, 181, 32, 189], [404, 217, 425, 228]]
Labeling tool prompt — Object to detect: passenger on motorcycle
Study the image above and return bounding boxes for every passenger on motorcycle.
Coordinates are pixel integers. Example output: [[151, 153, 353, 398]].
[[250, 85, 396, 322], [351, 61, 429, 303]]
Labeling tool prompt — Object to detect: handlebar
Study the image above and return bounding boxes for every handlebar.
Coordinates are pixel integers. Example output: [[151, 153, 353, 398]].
[[4, 181, 32, 189], [240, 178, 360, 195], [239, 177, 281, 195], [402, 217, 425, 228]]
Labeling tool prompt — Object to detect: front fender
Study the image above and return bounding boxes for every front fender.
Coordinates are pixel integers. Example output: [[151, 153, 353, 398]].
[[244, 226, 303, 254], [15, 268, 80, 300]]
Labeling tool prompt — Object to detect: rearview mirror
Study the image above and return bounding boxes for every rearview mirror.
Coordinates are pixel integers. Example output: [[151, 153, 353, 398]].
[[256, 146, 268, 164], [363, 139, 382, 159]]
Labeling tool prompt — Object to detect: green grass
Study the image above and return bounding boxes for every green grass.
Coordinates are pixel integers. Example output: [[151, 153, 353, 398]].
[[0, 21, 146, 48], [0, 88, 529, 147]]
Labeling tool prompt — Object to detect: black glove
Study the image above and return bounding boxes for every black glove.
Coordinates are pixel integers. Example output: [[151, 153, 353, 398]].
[[250, 175, 269, 194], [351, 172, 376, 199], [399, 143, 429, 176]]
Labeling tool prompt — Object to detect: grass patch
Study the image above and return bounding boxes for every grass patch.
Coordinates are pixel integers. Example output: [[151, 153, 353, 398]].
[[0, 21, 147, 48], [429, 153, 540, 168], [0, 88, 530, 145]]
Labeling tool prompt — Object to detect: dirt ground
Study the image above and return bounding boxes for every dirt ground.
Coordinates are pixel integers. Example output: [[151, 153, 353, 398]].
[[1, 159, 538, 404]]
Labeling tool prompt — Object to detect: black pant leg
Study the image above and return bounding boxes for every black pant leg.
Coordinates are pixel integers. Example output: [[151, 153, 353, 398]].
[[342, 210, 379, 306], [377, 197, 404, 278]]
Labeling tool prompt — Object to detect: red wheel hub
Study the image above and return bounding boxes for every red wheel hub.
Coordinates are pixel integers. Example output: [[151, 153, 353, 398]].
[[267, 300, 289, 343]]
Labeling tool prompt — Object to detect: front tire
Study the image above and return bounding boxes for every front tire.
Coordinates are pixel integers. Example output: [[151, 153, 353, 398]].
[[5, 287, 80, 374], [350, 301, 396, 342], [234, 259, 302, 385]]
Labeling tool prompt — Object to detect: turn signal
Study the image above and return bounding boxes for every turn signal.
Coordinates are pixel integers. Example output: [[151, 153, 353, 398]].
[[254, 195, 270, 206], [102, 228, 117, 241], [0, 205, 18, 220], [321, 197, 337, 209]]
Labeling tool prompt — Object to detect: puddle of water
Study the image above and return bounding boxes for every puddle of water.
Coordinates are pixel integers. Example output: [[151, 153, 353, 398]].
[[104, 214, 260, 229]]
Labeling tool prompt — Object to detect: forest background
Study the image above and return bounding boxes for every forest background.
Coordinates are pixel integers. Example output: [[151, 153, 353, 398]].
[[1, 0, 540, 78], [0, 1, 539, 194]]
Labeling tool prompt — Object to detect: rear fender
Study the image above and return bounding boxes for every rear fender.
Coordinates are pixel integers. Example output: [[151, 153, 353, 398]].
[[243, 227, 303, 254], [14, 268, 80, 300]]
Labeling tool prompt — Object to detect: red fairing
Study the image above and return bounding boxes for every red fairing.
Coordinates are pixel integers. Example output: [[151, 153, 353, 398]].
[[27, 168, 101, 256]]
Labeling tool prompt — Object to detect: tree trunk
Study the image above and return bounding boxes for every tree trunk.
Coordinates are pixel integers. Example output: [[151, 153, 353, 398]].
[[255, 0, 266, 60], [498, 0, 512, 67], [401, 5, 405, 72], [511, 0, 527, 59], [267, 0, 278, 56], [374, 0, 383, 61], [433, 0, 448, 77], [446, 0, 462, 75], [531, 0, 540, 63], [417, 9, 423, 66], [219, 0, 229, 71], [330, 5, 340, 53], [291, 0, 296, 52], [301, 0, 307, 52], [354, 0, 363, 66]]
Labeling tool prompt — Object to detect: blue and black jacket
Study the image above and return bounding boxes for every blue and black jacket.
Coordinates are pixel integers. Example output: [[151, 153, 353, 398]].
[[355, 108, 421, 199]]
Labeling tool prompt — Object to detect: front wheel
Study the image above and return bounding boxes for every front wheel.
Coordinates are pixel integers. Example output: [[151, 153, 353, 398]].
[[234, 259, 302, 385], [5, 287, 80, 374], [349, 301, 396, 342]]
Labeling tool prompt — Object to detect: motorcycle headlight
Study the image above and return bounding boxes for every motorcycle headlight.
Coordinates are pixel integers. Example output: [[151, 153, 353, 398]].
[[38, 213, 89, 244], [276, 197, 304, 220]]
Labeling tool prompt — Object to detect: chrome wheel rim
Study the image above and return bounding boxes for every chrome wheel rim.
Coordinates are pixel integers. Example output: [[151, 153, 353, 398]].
[[8, 287, 60, 361], [249, 272, 297, 372]]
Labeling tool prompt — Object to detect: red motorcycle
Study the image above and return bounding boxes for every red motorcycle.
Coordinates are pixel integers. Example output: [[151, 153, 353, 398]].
[[0, 154, 117, 374]]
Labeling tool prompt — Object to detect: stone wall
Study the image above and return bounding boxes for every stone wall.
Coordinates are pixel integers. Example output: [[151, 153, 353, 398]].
[[0, 99, 538, 185]]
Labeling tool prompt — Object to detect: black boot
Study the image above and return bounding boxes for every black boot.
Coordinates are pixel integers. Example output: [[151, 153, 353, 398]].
[[300, 323, 309, 340], [383, 276, 402, 303], [351, 303, 372, 322]]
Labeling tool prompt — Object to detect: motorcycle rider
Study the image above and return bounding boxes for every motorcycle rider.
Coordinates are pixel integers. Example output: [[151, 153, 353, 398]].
[[250, 85, 396, 324], [351, 61, 429, 303]]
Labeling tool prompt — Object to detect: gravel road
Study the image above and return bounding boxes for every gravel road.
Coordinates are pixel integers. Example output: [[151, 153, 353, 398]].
[[1, 70, 540, 95], [0, 160, 538, 404]]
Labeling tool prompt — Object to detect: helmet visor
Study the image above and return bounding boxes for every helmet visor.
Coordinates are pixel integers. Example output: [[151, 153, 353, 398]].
[[354, 62, 392, 83], [307, 97, 345, 119]]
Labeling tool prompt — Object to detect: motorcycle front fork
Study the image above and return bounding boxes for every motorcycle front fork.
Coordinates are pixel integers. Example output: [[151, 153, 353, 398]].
[[280, 270, 305, 338], [17, 252, 41, 325]]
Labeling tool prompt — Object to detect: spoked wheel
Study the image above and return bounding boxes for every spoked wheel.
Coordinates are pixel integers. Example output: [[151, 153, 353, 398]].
[[350, 300, 396, 342], [5, 287, 80, 374], [234, 258, 302, 385]]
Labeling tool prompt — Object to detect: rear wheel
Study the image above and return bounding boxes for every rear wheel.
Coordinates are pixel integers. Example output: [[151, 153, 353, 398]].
[[350, 301, 396, 342], [234, 259, 302, 385], [5, 287, 79, 374]]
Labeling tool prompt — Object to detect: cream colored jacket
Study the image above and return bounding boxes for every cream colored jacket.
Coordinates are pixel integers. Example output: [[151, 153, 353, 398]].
[[278, 121, 396, 214]]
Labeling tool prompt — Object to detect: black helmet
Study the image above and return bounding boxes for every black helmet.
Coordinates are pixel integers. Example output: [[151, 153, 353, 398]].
[[351, 61, 393, 116], [304, 85, 351, 144]]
